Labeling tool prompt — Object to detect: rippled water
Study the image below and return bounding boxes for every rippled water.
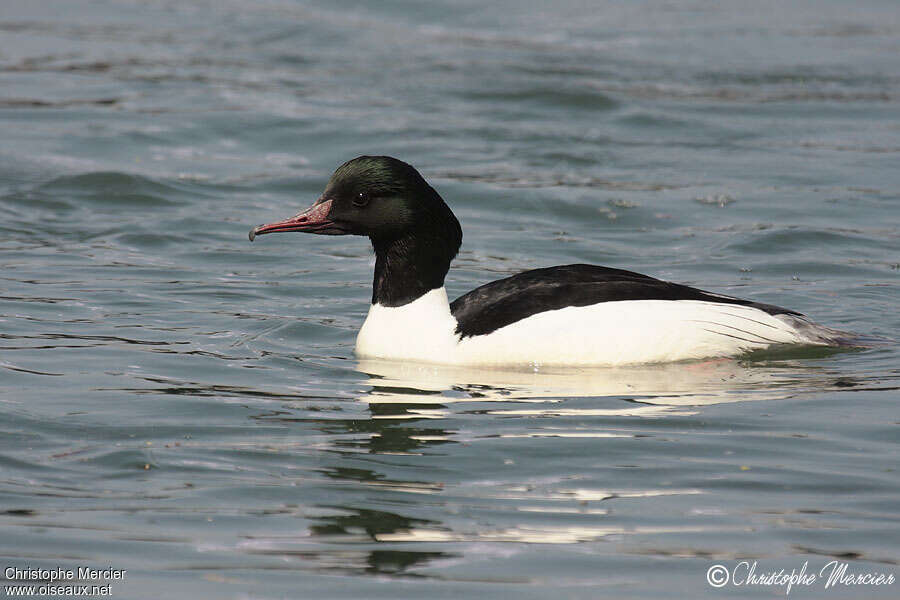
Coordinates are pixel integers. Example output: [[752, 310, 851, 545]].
[[2, 1, 899, 598]]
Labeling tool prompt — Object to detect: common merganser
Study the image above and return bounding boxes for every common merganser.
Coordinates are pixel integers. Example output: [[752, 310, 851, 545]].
[[250, 156, 857, 366]]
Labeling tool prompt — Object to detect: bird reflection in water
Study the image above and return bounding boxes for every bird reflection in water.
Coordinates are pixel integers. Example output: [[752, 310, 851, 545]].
[[242, 354, 861, 578]]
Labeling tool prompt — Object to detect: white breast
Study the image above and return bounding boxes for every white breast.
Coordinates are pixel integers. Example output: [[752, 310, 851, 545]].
[[355, 288, 459, 363], [355, 288, 822, 366]]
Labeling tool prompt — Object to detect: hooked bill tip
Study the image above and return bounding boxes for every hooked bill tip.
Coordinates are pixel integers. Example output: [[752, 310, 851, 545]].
[[248, 226, 257, 242]]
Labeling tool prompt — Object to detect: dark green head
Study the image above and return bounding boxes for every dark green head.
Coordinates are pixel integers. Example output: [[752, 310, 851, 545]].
[[322, 156, 448, 240], [250, 155, 461, 246], [250, 156, 463, 305]]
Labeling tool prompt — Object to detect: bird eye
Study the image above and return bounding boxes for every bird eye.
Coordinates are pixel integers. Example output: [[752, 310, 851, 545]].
[[353, 191, 370, 208]]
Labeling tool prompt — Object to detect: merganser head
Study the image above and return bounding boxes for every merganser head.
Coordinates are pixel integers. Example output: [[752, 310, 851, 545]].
[[249, 155, 461, 250], [251, 155, 462, 306]]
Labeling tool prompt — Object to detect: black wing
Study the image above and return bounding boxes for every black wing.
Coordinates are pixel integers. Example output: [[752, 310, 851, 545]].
[[449, 264, 799, 338]]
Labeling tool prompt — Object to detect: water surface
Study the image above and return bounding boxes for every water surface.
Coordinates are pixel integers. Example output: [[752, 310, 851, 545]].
[[1, 1, 899, 598]]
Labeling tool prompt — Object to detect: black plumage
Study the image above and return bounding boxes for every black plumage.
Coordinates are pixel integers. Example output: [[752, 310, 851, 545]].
[[450, 264, 799, 338]]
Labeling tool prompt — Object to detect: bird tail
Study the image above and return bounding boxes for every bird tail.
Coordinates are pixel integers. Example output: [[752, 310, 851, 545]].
[[774, 314, 892, 348]]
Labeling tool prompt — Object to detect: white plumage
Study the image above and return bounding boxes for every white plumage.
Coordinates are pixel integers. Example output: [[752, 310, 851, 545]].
[[355, 287, 840, 366]]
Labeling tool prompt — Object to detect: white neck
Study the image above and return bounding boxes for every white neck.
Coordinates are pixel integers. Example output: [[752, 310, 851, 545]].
[[355, 287, 459, 362]]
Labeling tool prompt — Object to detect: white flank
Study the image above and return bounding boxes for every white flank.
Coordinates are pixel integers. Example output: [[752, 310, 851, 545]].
[[355, 289, 832, 366]]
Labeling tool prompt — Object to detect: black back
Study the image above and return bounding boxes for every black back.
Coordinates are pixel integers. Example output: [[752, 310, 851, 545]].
[[449, 264, 799, 338]]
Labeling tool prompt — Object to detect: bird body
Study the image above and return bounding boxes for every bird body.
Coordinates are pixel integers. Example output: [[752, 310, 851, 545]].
[[251, 156, 857, 366], [356, 288, 846, 367]]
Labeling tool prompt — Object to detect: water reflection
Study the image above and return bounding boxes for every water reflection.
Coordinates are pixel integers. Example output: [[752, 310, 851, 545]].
[[244, 391, 458, 576], [355, 356, 836, 413], [317, 466, 445, 495], [238, 354, 881, 579], [245, 504, 458, 577]]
